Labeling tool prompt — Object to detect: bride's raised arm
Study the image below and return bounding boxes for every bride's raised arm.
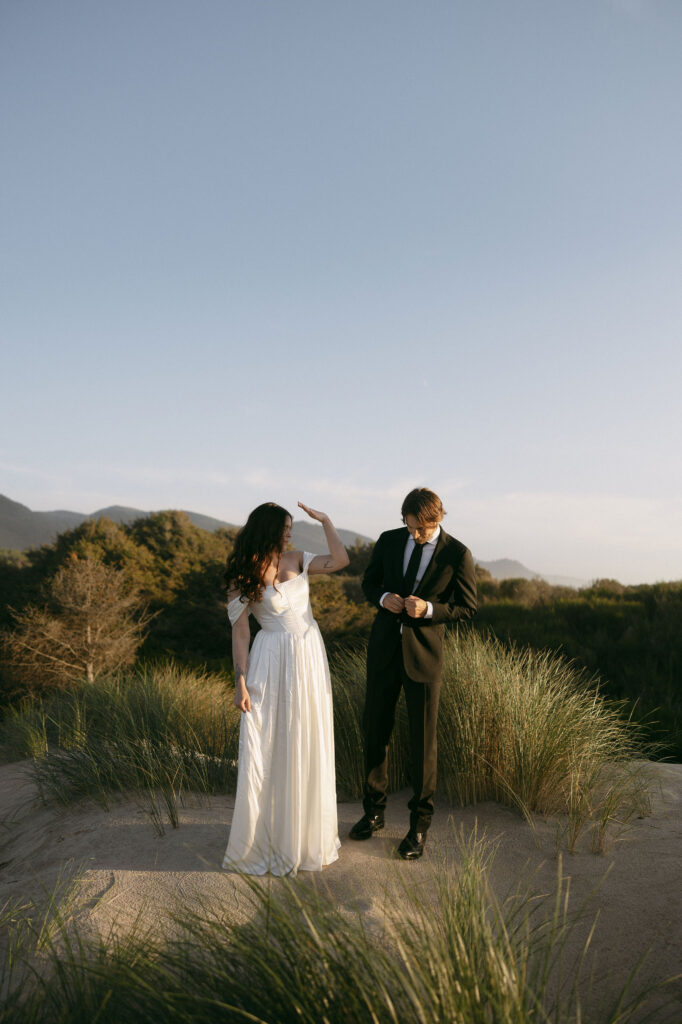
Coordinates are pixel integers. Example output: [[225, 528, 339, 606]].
[[297, 502, 350, 575]]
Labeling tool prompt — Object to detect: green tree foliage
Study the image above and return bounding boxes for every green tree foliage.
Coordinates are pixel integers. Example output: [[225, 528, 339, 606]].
[[0, 519, 146, 635], [309, 575, 374, 644], [478, 575, 576, 607], [0, 549, 27, 568], [340, 539, 375, 577], [0, 514, 235, 680], [125, 513, 235, 661], [475, 578, 682, 759]]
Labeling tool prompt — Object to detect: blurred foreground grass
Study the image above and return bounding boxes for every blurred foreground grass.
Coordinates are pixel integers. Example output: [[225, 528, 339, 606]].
[[0, 828, 676, 1023]]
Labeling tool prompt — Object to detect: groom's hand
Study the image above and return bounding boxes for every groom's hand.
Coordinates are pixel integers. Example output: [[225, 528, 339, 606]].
[[405, 596, 428, 618], [382, 593, 405, 614]]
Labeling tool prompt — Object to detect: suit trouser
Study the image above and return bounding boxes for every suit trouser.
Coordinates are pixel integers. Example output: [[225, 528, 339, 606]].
[[362, 645, 441, 833]]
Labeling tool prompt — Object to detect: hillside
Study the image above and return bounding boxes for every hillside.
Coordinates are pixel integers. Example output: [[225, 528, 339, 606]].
[[0, 494, 583, 585], [0, 495, 235, 550], [0, 494, 372, 560], [479, 558, 586, 588]]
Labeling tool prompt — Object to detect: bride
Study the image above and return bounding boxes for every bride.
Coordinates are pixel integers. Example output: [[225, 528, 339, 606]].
[[222, 500, 349, 875]]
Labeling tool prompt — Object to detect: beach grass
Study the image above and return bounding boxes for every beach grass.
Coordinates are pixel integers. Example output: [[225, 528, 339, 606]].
[[333, 629, 651, 850], [0, 828, 671, 1023], [0, 662, 240, 833], [0, 630, 650, 847]]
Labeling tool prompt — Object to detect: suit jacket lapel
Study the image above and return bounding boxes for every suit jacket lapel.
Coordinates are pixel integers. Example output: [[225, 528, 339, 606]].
[[415, 529, 447, 596], [395, 528, 410, 581]]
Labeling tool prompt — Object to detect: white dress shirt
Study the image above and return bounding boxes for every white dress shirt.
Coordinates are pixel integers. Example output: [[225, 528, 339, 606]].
[[380, 525, 441, 619]]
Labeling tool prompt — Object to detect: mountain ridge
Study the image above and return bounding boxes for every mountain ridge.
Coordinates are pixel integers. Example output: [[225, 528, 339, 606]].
[[0, 494, 585, 586], [0, 494, 373, 563]]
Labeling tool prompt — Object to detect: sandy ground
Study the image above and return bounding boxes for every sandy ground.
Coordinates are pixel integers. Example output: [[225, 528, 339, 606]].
[[1, 760, 680, 1021]]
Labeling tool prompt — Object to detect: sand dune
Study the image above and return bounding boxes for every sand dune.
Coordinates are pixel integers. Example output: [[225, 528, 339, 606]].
[[1, 760, 680, 1020]]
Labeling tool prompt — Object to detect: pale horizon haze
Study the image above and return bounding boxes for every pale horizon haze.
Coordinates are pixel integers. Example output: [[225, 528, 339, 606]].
[[2, 1, 681, 585]]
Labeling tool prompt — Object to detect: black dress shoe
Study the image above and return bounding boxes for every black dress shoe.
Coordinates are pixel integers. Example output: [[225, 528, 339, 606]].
[[397, 830, 425, 860], [349, 812, 385, 840]]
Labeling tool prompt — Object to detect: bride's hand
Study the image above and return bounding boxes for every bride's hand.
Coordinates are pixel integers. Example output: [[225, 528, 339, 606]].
[[298, 501, 329, 524], [234, 681, 251, 713]]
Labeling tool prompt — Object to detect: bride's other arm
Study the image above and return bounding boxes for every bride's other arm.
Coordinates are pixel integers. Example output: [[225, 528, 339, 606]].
[[298, 502, 350, 574], [228, 588, 252, 712]]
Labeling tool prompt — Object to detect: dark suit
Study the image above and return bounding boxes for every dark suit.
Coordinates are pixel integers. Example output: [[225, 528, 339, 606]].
[[361, 527, 477, 831]]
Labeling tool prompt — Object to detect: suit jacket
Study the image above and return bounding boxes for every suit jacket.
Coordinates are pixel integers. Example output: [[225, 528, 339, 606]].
[[362, 527, 477, 684]]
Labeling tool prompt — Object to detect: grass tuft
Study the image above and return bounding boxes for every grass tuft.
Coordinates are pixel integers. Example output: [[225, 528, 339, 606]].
[[0, 829, 675, 1023], [331, 629, 652, 850], [0, 662, 240, 832], [0, 631, 651, 847]]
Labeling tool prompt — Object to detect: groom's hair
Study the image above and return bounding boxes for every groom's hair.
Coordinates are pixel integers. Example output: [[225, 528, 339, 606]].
[[401, 488, 445, 524]]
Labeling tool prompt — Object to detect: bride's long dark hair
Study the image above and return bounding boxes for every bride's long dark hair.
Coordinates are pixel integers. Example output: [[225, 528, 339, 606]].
[[224, 502, 292, 604]]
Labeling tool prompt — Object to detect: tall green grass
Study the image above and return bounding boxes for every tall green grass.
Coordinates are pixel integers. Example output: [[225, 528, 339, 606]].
[[0, 663, 240, 832], [0, 829, 673, 1023], [1, 631, 650, 848], [333, 629, 651, 851]]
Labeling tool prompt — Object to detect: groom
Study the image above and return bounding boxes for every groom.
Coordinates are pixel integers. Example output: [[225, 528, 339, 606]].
[[350, 487, 477, 859]]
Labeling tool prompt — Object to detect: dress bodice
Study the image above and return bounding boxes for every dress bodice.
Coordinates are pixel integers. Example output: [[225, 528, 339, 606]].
[[227, 552, 316, 637]]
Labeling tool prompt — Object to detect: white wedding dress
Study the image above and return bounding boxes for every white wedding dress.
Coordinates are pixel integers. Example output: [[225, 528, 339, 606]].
[[223, 552, 340, 876]]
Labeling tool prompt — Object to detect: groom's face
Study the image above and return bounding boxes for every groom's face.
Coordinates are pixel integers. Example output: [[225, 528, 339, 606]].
[[404, 515, 440, 545]]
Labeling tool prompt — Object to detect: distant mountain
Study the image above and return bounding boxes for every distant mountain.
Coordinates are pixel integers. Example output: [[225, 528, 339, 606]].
[[0, 495, 584, 586], [90, 505, 235, 534], [477, 558, 534, 580], [0, 494, 238, 551], [476, 557, 586, 588], [0, 495, 85, 550], [0, 494, 372, 556], [290, 520, 373, 554], [83, 505, 153, 526]]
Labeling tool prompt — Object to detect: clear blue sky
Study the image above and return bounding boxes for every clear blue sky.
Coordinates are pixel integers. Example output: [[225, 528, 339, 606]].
[[2, 0, 680, 583]]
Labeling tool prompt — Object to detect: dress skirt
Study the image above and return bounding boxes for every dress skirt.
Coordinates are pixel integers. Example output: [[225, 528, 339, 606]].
[[223, 620, 340, 875]]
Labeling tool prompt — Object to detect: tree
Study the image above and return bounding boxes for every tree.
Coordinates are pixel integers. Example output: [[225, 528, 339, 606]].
[[308, 575, 374, 641], [341, 540, 375, 577], [1, 555, 151, 693], [0, 513, 235, 666]]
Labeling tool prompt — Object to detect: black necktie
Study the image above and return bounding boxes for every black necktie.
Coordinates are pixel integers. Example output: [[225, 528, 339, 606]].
[[402, 541, 423, 597]]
